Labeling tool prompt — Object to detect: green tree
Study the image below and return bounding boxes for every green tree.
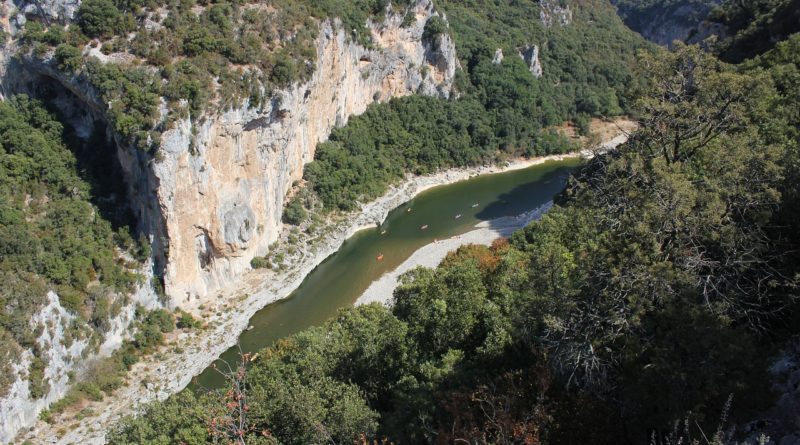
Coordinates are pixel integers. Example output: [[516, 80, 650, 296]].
[[77, 0, 122, 38], [281, 195, 307, 225]]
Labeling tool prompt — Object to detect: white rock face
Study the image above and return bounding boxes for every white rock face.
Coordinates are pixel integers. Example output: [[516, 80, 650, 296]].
[[2, 0, 455, 309], [153, 1, 456, 307], [539, 0, 572, 27], [492, 48, 504, 64], [3, 0, 80, 34], [0, 292, 83, 445], [0, 283, 158, 444], [519, 44, 543, 77]]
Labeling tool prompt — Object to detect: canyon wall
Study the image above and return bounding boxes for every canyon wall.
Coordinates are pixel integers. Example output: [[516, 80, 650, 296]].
[[0, 283, 159, 444], [609, 0, 722, 47], [0, 0, 455, 440], [153, 1, 456, 307], [3, 0, 456, 309]]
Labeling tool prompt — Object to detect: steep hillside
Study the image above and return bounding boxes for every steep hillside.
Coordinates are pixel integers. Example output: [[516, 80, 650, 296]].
[[4, 0, 457, 306], [302, 0, 650, 211], [111, 33, 800, 445], [610, 0, 800, 59], [610, 0, 721, 45], [0, 0, 457, 440], [0, 94, 163, 443], [709, 0, 800, 62]]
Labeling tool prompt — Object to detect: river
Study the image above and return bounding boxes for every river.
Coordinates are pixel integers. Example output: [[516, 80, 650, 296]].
[[192, 157, 581, 388]]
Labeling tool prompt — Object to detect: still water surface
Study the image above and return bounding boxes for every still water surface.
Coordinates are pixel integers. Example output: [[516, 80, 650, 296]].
[[193, 158, 581, 388]]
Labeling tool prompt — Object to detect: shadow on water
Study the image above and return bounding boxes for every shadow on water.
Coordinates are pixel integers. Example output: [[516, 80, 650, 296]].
[[475, 166, 575, 232], [190, 158, 583, 391]]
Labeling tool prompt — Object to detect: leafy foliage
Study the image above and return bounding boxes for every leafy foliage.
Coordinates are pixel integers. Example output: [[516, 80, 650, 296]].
[[113, 38, 800, 443], [305, 0, 646, 210], [281, 194, 307, 225], [709, 0, 800, 63], [0, 96, 145, 397], [77, 0, 128, 38]]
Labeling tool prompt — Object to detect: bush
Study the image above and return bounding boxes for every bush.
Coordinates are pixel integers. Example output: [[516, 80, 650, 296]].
[[282, 195, 307, 225], [28, 357, 48, 399], [250, 256, 271, 269], [133, 323, 163, 351], [146, 308, 175, 334], [423, 15, 446, 40], [54, 43, 82, 73], [76, 0, 121, 38], [176, 310, 202, 329], [574, 113, 591, 136], [270, 52, 298, 86]]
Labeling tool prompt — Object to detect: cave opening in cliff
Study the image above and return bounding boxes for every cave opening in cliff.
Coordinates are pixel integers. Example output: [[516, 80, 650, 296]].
[[19, 74, 140, 239]]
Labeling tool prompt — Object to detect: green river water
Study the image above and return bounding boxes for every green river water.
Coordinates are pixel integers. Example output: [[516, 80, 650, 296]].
[[192, 158, 581, 389]]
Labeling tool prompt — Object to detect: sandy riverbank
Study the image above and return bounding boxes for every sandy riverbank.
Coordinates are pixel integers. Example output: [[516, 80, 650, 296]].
[[21, 119, 634, 444], [356, 202, 554, 306], [355, 130, 633, 307]]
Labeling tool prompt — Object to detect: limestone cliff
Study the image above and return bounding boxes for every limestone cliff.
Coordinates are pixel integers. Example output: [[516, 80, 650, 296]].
[[154, 1, 456, 306], [0, 283, 159, 444], [0, 0, 456, 440], [610, 0, 722, 47], [4, 0, 455, 309]]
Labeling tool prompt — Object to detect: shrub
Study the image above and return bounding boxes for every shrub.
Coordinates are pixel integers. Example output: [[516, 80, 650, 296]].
[[250, 256, 271, 269], [423, 15, 446, 40], [54, 44, 82, 72], [270, 51, 298, 86], [574, 113, 591, 136], [176, 310, 202, 329], [76, 0, 121, 38], [146, 308, 175, 334], [28, 357, 48, 399], [282, 195, 307, 225]]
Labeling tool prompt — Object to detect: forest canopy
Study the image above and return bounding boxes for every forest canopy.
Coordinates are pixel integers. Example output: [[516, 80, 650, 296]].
[[110, 31, 800, 445], [0, 96, 145, 398], [304, 0, 648, 210]]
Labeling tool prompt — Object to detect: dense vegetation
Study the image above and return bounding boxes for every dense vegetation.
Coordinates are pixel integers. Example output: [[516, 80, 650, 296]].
[[304, 0, 648, 210], [18, 0, 419, 150], [0, 96, 149, 398], [109, 25, 800, 445], [610, 0, 719, 43], [709, 0, 800, 62], [306, 94, 577, 210]]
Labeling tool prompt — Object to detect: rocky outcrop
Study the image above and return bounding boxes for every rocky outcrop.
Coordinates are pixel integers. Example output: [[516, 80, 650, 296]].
[[4, 0, 79, 32], [539, 0, 572, 27], [518, 44, 543, 77], [492, 48, 504, 64], [3, 0, 455, 310], [0, 283, 158, 444], [153, 0, 456, 307]]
